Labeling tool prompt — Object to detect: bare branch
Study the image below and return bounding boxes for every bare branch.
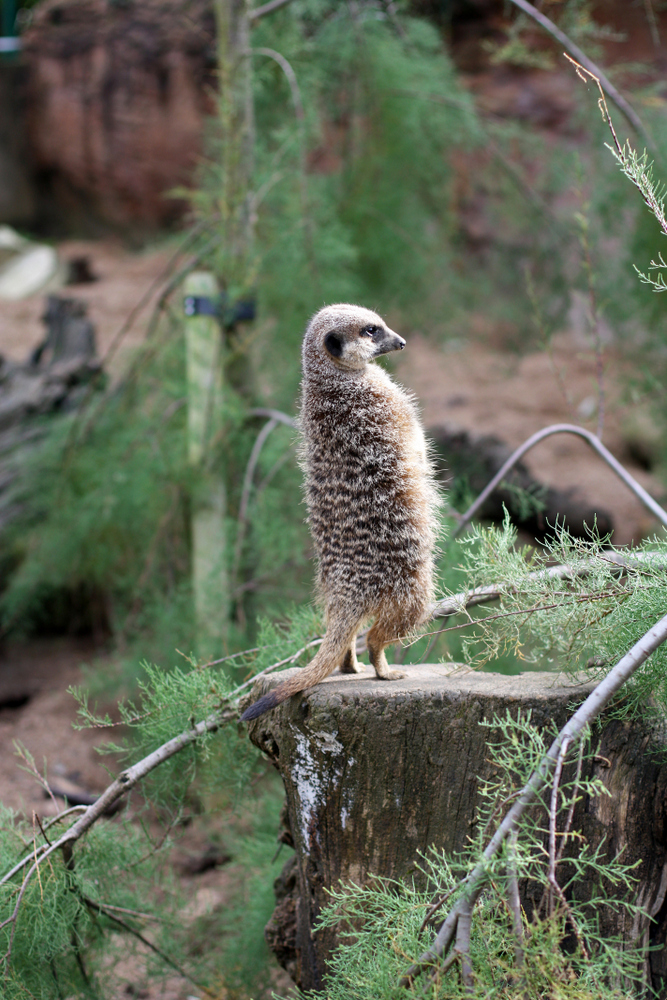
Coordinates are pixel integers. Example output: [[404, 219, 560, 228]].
[[507, 0, 653, 149], [452, 423, 667, 538], [249, 0, 295, 20], [557, 737, 585, 864], [455, 898, 474, 993], [0, 707, 237, 890], [430, 549, 663, 622], [250, 48, 304, 121], [506, 831, 524, 969]]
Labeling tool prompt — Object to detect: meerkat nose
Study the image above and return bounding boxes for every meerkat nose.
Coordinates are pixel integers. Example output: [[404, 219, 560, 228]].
[[398, 338, 406, 349]]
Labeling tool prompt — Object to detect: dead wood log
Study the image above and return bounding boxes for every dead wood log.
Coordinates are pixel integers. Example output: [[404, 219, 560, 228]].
[[247, 664, 667, 994], [428, 422, 615, 540]]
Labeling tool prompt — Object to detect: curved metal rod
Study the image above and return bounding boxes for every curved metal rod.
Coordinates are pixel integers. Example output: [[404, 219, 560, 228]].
[[248, 407, 296, 428], [453, 423, 667, 538], [232, 410, 297, 596]]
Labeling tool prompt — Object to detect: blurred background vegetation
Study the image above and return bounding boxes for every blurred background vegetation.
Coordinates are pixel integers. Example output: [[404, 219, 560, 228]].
[[0, 0, 666, 995]]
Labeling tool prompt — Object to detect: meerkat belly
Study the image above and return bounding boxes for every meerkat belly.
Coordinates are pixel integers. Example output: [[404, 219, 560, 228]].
[[306, 438, 426, 599]]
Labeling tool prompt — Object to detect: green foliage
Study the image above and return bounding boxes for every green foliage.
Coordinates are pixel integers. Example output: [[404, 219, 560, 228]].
[[449, 516, 667, 713], [194, 0, 479, 406], [0, 803, 181, 999], [0, 306, 311, 671], [607, 140, 667, 292], [275, 714, 642, 1000], [1, 3, 666, 997]]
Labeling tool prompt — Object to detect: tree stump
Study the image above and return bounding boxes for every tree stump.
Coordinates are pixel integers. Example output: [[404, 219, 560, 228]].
[[246, 664, 667, 994]]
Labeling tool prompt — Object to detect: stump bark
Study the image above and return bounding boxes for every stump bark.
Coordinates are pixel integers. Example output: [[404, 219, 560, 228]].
[[246, 664, 667, 994]]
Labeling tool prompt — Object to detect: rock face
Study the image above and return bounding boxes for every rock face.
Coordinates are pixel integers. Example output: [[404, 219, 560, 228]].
[[0, 66, 36, 226], [247, 664, 667, 995], [20, 0, 217, 230]]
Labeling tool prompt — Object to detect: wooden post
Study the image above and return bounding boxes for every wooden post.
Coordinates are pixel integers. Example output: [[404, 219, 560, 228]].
[[247, 665, 667, 994], [213, 0, 254, 294], [184, 270, 228, 657]]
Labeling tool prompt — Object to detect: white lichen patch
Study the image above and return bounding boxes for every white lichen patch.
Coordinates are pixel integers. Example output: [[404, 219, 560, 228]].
[[290, 726, 353, 847]]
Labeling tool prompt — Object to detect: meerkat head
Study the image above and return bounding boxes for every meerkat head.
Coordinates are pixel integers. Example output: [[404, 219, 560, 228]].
[[305, 304, 406, 371]]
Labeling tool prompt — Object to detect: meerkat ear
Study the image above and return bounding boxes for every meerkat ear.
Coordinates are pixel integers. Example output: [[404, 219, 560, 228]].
[[324, 332, 343, 358]]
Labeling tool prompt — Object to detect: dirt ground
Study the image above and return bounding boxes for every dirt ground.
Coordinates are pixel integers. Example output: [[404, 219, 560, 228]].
[[0, 237, 665, 998]]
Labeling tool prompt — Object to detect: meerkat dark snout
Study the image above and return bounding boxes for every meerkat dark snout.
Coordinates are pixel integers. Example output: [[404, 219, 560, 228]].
[[241, 304, 440, 723]]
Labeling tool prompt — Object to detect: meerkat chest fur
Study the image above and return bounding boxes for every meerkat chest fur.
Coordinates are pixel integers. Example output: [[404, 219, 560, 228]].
[[299, 304, 439, 616]]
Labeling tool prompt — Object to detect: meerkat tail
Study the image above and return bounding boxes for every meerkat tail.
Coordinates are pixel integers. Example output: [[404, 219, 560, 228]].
[[240, 611, 361, 722]]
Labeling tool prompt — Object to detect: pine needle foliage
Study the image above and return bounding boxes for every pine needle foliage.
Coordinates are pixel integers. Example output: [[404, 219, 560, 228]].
[[449, 515, 667, 715], [607, 140, 667, 293], [0, 304, 311, 667], [0, 803, 181, 1000]]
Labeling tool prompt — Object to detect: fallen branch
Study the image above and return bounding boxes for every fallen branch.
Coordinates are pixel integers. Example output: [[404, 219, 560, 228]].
[[400, 610, 667, 988], [452, 423, 667, 538]]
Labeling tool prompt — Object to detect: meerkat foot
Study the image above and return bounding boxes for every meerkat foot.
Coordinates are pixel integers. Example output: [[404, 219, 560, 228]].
[[376, 667, 406, 681], [368, 646, 405, 681], [341, 646, 364, 674]]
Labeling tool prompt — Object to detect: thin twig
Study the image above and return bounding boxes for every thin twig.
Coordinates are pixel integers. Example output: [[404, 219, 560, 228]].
[[506, 830, 524, 969], [548, 735, 571, 916], [248, 407, 297, 428], [82, 896, 215, 996], [567, 56, 666, 242], [249, 0, 296, 19], [232, 418, 279, 592], [547, 874, 590, 961], [557, 736, 585, 863], [576, 203, 606, 440], [419, 887, 457, 934], [250, 48, 304, 120], [13, 744, 60, 815], [229, 637, 323, 698], [643, 0, 660, 48]]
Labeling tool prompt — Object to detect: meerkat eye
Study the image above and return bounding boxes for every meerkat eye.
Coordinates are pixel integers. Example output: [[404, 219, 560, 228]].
[[360, 325, 379, 338]]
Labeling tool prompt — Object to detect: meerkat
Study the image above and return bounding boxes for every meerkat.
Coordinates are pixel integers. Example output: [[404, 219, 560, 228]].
[[240, 304, 440, 722]]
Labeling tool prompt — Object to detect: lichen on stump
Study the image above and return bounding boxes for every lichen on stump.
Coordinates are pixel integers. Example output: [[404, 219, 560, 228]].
[[246, 663, 667, 994]]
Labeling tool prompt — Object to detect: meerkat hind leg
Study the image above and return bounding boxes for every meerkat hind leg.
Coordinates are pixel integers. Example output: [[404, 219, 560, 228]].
[[366, 621, 406, 682], [340, 639, 364, 674]]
